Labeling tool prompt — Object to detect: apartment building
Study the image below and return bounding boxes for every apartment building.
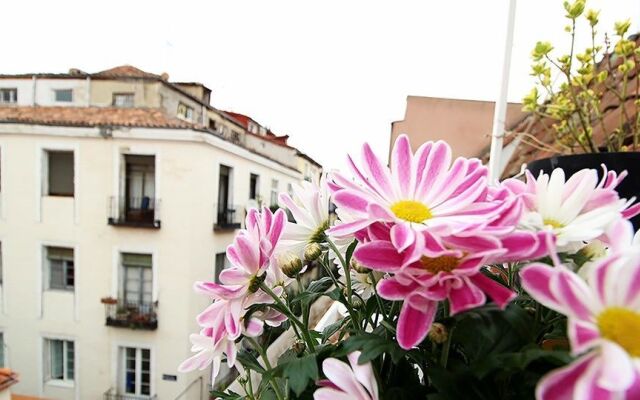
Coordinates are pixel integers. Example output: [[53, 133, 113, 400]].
[[0, 66, 320, 400]]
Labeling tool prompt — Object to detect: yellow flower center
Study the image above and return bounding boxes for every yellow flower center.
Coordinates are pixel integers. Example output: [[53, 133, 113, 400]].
[[597, 307, 640, 357], [391, 200, 432, 223], [543, 218, 565, 229], [420, 255, 460, 274]]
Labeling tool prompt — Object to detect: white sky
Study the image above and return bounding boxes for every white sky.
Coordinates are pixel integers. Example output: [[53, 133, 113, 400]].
[[2, 0, 639, 170]]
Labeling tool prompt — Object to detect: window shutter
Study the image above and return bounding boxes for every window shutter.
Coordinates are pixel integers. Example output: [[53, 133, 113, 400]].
[[122, 253, 152, 268], [47, 247, 74, 261]]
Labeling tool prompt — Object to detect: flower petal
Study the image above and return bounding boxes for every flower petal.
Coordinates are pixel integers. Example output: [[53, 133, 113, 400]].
[[396, 296, 437, 350]]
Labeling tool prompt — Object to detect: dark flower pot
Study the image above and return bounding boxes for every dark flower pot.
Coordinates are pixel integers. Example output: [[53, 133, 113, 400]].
[[526, 152, 640, 229]]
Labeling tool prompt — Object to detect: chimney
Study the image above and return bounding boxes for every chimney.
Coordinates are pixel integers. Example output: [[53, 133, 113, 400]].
[[160, 72, 169, 81]]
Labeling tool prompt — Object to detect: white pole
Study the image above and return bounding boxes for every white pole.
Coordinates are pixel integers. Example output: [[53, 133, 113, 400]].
[[488, 0, 517, 183]]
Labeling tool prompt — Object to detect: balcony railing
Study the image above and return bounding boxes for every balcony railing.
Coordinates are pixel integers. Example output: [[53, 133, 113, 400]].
[[108, 196, 161, 229], [103, 389, 157, 400], [102, 298, 158, 330], [213, 204, 243, 230]]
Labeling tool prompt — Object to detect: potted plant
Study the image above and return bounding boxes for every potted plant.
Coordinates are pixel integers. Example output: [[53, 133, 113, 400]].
[[521, 0, 640, 220]]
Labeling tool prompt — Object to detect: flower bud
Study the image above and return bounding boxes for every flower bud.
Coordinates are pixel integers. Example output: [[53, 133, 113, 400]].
[[350, 259, 370, 274], [248, 273, 267, 293], [428, 323, 448, 344], [351, 296, 364, 309], [304, 243, 323, 262], [292, 339, 306, 355], [279, 253, 303, 278]]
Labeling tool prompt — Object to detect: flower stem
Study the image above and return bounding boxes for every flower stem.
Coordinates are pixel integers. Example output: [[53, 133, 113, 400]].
[[326, 238, 362, 331], [246, 337, 285, 400], [259, 282, 316, 352]]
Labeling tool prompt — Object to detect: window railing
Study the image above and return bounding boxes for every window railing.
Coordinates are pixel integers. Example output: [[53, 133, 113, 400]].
[[103, 389, 157, 400], [108, 196, 161, 229], [213, 204, 243, 230], [102, 298, 158, 330]]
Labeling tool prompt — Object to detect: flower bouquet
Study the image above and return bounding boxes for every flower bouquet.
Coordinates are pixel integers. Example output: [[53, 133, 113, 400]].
[[180, 135, 640, 399]]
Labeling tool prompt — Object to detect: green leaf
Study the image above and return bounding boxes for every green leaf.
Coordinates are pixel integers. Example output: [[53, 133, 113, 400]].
[[344, 239, 358, 265], [341, 333, 406, 364], [235, 350, 266, 374], [281, 354, 319, 396], [209, 389, 244, 400]]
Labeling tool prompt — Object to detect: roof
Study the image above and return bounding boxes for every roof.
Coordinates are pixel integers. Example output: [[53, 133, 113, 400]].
[[0, 106, 199, 129], [0, 368, 18, 391], [296, 149, 322, 167], [482, 33, 640, 178], [93, 65, 161, 79]]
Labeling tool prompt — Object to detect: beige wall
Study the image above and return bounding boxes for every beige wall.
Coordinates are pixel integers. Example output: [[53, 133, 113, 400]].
[[390, 96, 525, 160], [0, 124, 302, 400]]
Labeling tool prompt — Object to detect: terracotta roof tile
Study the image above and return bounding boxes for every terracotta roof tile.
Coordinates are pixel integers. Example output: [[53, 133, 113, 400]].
[[0, 106, 199, 129], [94, 65, 160, 79]]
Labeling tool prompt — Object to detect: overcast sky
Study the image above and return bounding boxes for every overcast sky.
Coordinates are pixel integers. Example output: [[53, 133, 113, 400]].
[[2, 0, 638, 170]]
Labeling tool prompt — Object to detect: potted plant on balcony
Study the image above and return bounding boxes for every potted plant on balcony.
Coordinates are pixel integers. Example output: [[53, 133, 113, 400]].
[[522, 0, 640, 213]]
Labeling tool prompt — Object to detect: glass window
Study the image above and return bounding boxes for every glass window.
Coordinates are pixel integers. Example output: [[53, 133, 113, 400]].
[[46, 339, 74, 382], [177, 102, 194, 120], [214, 253, 230, 283], [249, 174, 259, 200], [47, 247, 74, 291], [0, 88, 17, 104], [122, 347, 151, 396], [121, 253, 152, 305], [54, 89, 73, 103], [46, 150, 74, 196], [270, 179, 279, 207], [113, 93, 135, 108]]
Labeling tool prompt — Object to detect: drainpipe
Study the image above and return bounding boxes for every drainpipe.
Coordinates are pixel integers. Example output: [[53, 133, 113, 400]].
[[85, 76, 91, 107], [31, 75, 37, 106], [488, 0, 517, 183], [201, 104, 206, 126]]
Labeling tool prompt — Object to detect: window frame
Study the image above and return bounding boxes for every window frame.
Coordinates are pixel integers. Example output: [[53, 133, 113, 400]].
[[120, 346, 152, 397], [176, 102, 194, 121], [44, 150, 75, 197], [53, 89, 73, 103], [46, 246, 75, 292], [120, 253, 153, 305], [44, 338, 75, 385], [270, 179, 279, 206], [0, 88, 17, 104], [112, 92, 135, 108]]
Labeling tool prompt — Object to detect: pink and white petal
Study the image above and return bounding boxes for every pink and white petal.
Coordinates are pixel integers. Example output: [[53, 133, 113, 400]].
[[567, 319, 601, 355], [347, 352, 379, 400], [268, 209, 287, 247], [572, 355, 617, 400], [226, 341, 237, 367], [536, 352, 597, 400], [194, 281, 245, 300], [178, 350, 213, 372], [377, 277, 420, 301], [327, 219, 373, 238], [448, 279, 486, 315], [354, 241, 404, 272], [321, 358, 370, 399], [245, 317, 264, 337], [396, 298, 437, 350], [390, 223, 416, 252], [596, 341, 635, 391], [391, 134, 413, 197], [233, 235, 260, 274], [520, 263, 567, 315], [333, 190, 371, 215], [551, 269, 597, 320], [314, 388, 364, 400], [468, 273, 516, 309], [361, 143, 397, 199], [414, 141, 452, 202]]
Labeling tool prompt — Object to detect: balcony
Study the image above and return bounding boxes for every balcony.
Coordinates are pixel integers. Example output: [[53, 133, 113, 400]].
[[103, 390, 157, 400], [102, 298, 158, 330], [213, 204, 243, 231], [108, 196, 161, 229]]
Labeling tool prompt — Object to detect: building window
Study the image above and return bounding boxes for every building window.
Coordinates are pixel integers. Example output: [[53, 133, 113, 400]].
[[45, 150, 74, 197], [121, 253, 152, 305], [46, 247, 74, 291], [123, 155, 156, 225], [54, 89, 73, 103], [0, 332, 4, 367], [249, 174, 259, 200], [270, 179, 279, 206], [209, 119, 217, 131], [0, 88, 17, 104], [121, 347, 151, 396], [214, 253, 230, 283], [113, 93, 135, 108], [45, 339, 74, 383], [177, 102, 194, 120]]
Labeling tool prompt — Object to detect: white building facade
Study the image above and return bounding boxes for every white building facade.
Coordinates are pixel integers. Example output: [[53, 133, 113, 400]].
[[0, 74, 312, 398]]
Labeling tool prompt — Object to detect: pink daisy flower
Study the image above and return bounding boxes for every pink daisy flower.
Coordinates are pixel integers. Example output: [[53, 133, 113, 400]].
[[521, 252, 640, 399], [314, 351, 379, 400], [328, 134, 503, 250], [178, 326, 237, 385]]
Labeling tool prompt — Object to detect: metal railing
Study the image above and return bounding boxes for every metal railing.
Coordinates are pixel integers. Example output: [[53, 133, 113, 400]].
[[213, 204, 243, 230], [103, 389, 157, 400], [108, 196, 161, 228], [103, 298, 158, 330]]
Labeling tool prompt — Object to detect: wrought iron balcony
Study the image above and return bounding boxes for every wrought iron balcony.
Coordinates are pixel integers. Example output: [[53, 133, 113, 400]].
[[102, 298, 158, 330], [103, 389, 157, 400], [213, 204, 243, 230], [108, 196, 161, 229]]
